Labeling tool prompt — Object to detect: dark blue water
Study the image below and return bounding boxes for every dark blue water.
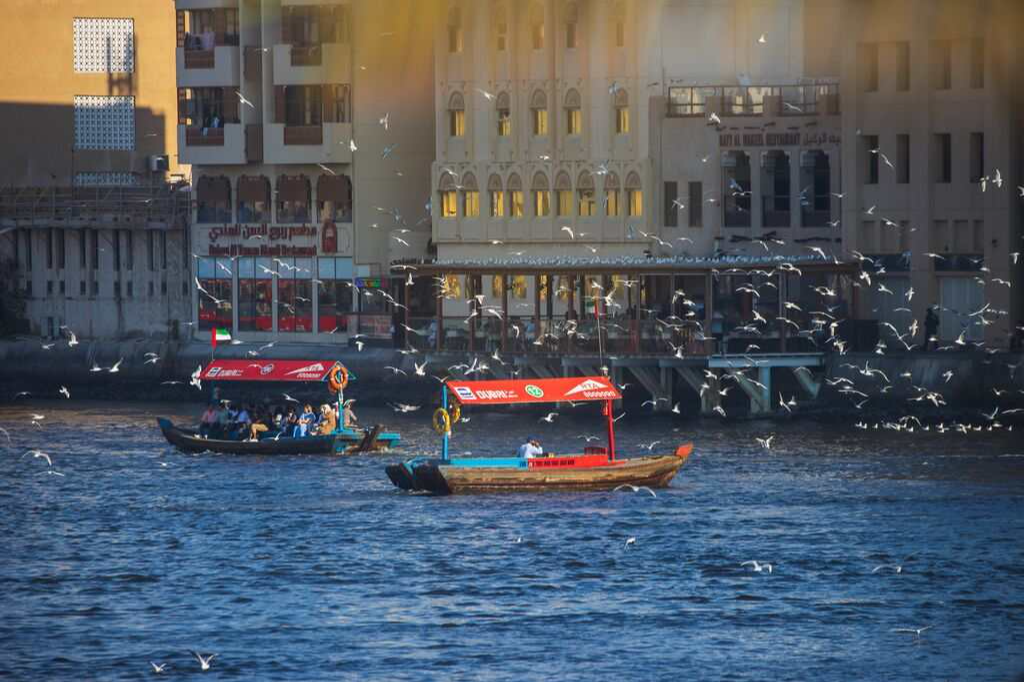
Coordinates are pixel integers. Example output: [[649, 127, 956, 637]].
[[1, 401, 1023, 681]]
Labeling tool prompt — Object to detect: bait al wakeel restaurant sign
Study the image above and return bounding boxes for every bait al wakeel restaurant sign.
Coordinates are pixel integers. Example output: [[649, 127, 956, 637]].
[[201, 221, 352, 258]]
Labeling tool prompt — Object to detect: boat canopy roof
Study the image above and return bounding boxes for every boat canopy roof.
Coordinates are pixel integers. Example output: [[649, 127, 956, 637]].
[[446, 376, 621, 405], [200, 359, 342, 382]]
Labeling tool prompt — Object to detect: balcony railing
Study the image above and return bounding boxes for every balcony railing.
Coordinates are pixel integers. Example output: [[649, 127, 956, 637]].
[[184, 49, 215, 69], [290, 44, 322, 67], [186, 127, 225, 146], [283, 125, 323, 146], [668, 82, 839, 118]]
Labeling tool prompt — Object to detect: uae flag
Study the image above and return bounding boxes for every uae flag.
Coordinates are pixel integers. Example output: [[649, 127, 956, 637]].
[[211, 327, 231, 348]]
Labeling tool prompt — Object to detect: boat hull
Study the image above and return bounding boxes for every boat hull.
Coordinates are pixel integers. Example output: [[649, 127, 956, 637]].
[[391, 446, 692, 495], [157, 418, 399, 455]]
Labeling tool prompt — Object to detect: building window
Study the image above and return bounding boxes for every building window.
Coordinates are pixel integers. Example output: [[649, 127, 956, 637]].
[[284, 85, 322, 126], [970, 39, 984, 89], [897, 134, 910, 184], [448, 92, 465, 137], [896, 42, 910, 91], [496, 92, 511, 136], [196, 257, 233, 332], [799, 151, 831, 228], [509, 174, 524, 218], [762, 151, 791, 228], [147, 231, 155, 272], [196, 176, 232, 223], [124, 230, 133, 271], [448, 6, 463, 54], [934, 133, 951, 183], [859, 43, 878, 92], [235, 257, 273, 331], [160, 232, 167, 270], [78, 231, 87, 269], [462, 173, 480, 217], [863, 135, 879, 185], [970, 132, 984, 183], [578, 172, 595, 217], [323, 84, 350, 123], [532, 173, 550, 217], [317, 174, 352, 223], [490, 190, 505, 217], [688, 181, 703, 227], [276, 175, 311, 223], [932, 41, 951, 90], [238, 176, 272, 223], [441, 191, 457, 218], [664, 181, 678, 228], [532, 21, 545, 50], [496, 11, 507, 51], [605, 173, 620, 217], [46, 229, 53, 270], [531, 90, 548, 136], [566, 107, 582, 135], [626, 173, 643, 217], [316, 257, 354, 333], [723, 152, 751, 227], [614, 89, 629, 134], [566, 21, 577, 49], [276, 258, 313, 332], [554, 172, 572, 217]]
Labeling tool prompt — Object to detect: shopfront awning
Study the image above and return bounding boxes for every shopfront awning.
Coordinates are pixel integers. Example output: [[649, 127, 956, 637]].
[[446, 376, 621, 405], [200, 359, 340, 382]]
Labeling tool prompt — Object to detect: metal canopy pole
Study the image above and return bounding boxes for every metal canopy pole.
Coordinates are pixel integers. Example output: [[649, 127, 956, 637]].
[[442, 384, 450, 461], [606, 399, 616, 461]]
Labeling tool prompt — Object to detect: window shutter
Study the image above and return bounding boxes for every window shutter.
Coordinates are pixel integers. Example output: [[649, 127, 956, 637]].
[[275, 86, 287, 124], [281, 8, 292, 44], [323, 85, 337, 123], [177, 89, 189, 125], [319, 5, 336, 43], [222, 90, 239, 123], [213, 10, 227, 45], [176, 10, 186, 48]]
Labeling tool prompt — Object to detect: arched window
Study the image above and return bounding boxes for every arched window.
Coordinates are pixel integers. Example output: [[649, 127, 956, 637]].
[[439, 170, 457, 218], [196, 175, 231, 223], [276, 175, 311, 223], [564, 88, 582, 135], [448, 91, 465, 137], [496, 91, 511, 137], [461, 172, 480, 218], [565, 1, 579, 48], [626, 171, 643, 217], [532, 172, 550, 217], [494, 3, 507, 51], [237, 175, 271, 223], [612, 1, 626, 48], [447, 4, 463, 53], [554, 170, 573, 217], [487, 174, 504, 218], [614, 88, 630, 134], [577, 171, 595, 216], [508, 173, 524, 218], [317, 173, 352, 222], [604, 172, 620, 217], [530, 89, 548, 136], [530, 2, 545, 50]]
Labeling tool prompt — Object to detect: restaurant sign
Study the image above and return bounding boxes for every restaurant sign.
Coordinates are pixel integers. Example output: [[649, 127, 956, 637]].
[[718, 131, 840, 148], [205, 224, 319, 258]]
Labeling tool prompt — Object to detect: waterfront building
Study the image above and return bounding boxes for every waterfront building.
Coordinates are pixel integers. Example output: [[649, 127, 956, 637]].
[[177, 0, 435, 343], [0, 0, 191, 339]]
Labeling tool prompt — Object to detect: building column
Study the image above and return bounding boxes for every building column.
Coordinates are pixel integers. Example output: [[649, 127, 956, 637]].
[[750, 151, 764, 230], [789, 149, 801, 230]]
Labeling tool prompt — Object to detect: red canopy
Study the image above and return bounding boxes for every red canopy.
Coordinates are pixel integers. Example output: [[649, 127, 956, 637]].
[[446, 376, 621, 405], [200, 359, 340, 382]]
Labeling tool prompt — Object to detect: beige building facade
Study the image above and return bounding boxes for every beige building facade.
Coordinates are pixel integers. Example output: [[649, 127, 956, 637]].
[[0, 0, 191, 339], [178, 0, 435, 342]]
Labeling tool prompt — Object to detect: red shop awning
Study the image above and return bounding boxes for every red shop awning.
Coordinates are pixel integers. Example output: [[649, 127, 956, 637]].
[[445, 376, 621, 405], [200, 359, 341, 382]]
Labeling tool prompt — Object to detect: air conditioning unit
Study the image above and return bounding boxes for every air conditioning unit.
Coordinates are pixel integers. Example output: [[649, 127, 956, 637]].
[[148, 155, 169, 172]]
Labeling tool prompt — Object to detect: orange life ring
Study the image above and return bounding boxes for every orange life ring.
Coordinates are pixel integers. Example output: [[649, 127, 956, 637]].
[[328, 364, 349, 392]]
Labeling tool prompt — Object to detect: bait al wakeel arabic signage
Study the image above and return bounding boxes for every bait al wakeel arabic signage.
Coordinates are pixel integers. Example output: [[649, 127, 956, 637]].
[[201, 223, 351, 258], [718, 131, 840, 148]]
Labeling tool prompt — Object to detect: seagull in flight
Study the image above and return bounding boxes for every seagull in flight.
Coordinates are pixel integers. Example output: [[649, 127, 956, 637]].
[[755, 434, 775, 449], [539, 412, 558, 423], [613, 484, 657, 497], [189, 651, 216, 671], [742, 560, 773, 574], [59, 386, 70, 398]]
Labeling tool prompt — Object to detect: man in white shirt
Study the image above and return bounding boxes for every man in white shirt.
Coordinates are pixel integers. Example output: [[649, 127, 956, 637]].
[[518, 438, 543, 459]]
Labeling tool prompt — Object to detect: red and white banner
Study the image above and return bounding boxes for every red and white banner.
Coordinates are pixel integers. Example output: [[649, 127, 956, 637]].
[[446, 376, 621, 405], [200, 359, 339, 382]]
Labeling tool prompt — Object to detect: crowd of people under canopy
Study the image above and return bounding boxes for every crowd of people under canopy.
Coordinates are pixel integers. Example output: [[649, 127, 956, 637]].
[[197, 400, 357, 441]]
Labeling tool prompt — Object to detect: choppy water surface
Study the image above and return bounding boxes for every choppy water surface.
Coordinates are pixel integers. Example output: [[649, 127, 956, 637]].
[[0, 401, 1022, 681]]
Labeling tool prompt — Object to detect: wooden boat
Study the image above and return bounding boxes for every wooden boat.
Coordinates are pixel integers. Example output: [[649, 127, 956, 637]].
[[385, 376, 693, 495], [159, 418, 399, 455], [157, 358, 400, 455]]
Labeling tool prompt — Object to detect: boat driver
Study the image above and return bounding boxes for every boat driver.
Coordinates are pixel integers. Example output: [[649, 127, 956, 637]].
[[518, 437, 543, 459]]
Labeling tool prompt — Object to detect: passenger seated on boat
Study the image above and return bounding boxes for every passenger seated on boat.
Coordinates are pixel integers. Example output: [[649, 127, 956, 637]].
[[517, 438, 543, 459], [199, 403, 218, 438], [343, 401, 358, 429], [248, 412, 270, 441], [231, 404, 252, 440], [295, 403, 316, 438], [316, 404, 337, 435]]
